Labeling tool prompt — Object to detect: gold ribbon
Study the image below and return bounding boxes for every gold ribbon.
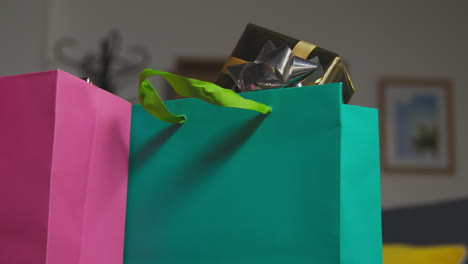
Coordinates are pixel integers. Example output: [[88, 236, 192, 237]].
[[221, 57, 248, 74], [221, 40, 318, 74], [302, 57, 341, 86], [291, 40, 317, 59], [309, 57, 356, 99]]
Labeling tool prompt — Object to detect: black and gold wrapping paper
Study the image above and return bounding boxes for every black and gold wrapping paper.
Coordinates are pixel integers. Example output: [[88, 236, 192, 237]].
[[215, 23, 355, 103]]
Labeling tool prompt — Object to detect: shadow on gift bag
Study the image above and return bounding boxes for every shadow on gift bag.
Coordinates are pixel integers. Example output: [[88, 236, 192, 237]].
[[131, 114, 267, 222]]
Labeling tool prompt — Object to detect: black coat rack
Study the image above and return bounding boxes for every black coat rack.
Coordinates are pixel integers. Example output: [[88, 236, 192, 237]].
[[54, 30, 151, 94]]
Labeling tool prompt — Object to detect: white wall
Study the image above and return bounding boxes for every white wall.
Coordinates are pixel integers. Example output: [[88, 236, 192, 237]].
[[1, 0, 467, 208]]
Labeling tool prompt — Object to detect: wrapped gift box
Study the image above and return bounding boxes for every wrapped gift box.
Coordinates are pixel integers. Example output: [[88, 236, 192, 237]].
[[215, 23, 355, 103]]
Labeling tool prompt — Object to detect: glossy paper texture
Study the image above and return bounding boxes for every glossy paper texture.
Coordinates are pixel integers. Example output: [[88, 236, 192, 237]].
[[125, 83, 381, 264], [0, 70, 131, 264]]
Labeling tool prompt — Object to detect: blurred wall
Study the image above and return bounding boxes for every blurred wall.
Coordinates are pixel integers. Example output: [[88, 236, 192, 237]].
[[0, 0, 48, 75], [1, 0, 467, 209]]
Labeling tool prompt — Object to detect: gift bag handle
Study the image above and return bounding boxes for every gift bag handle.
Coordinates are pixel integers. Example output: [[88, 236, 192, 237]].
[[138, 69, 272, 124]]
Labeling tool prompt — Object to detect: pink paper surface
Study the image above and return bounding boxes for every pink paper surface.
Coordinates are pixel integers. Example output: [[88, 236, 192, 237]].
[[0, 71, 56, 264], [0, 70, 131, 264], [78, 88, 130, 264]]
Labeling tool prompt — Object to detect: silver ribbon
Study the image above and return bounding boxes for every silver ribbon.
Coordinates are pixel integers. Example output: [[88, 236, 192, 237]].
[[227, 40, 323, 92]]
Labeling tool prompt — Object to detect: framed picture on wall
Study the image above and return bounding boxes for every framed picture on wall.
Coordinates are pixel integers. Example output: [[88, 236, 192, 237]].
[[378, 78, 455, 174]]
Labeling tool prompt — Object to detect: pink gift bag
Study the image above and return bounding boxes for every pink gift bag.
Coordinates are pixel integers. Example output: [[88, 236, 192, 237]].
[[0, 70, 131, 264]]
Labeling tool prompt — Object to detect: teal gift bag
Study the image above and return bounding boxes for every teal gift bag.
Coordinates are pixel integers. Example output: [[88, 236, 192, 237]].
[[124, 71, 382, 264]]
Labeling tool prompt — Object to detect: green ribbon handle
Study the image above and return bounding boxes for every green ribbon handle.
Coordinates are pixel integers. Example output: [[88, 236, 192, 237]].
[[138, 69, 272, 124]]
